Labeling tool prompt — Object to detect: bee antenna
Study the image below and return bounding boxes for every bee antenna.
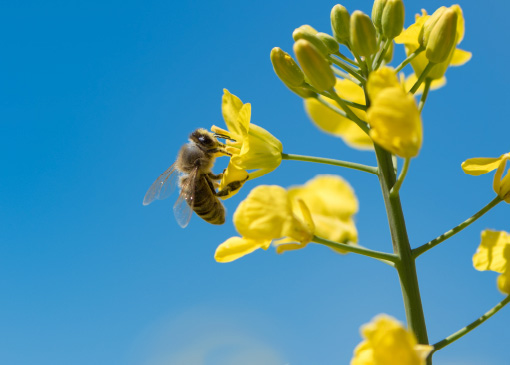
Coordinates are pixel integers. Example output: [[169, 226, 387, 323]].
[[214, 133, 236, 142]]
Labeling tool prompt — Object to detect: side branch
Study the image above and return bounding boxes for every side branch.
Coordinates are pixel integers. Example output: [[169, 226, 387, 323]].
[[312, 235, 398, 264], [413, 196, 502, 258], [281, 153, 378, 175], [432, 294, 510, 352]]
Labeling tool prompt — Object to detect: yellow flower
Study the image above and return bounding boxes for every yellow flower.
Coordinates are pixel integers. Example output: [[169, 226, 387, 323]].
[[394, 6, 471, 83], [351, 315, 433, 365], [280, 175, 358, 254], [366, 68, 422, 158], [304, 79, 373, 150], [212, 89, 283, 198], [473, 230, 510, 294], [461, 153, 510, 202], [214, 185, 314, 263]]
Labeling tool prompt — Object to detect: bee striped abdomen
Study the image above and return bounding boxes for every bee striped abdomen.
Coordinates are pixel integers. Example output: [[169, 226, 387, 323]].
[[189, 176, 225, 225]]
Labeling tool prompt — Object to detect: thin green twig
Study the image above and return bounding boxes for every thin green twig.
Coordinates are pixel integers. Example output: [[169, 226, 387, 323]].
[[413, 196, 503, 258], [395, 45, 425, 73], [409, 62, 435, 94], [329, 56, 365, 84], [326, 90, 370, 134], [312, 235, 398, 264], [390, 158, 410, 198], [418, 78, 432, 112], [281, 153, 378, 175], [432, 294, 510, 352]]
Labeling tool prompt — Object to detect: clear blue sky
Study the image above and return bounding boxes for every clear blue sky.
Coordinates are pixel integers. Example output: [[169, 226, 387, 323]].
[[2, 1, 509, 364]]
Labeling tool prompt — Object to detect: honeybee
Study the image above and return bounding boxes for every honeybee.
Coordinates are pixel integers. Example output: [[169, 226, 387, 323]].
[[143, 128, 246, 228]]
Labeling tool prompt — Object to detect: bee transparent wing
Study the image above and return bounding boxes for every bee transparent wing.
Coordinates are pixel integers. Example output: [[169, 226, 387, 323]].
[[143, 164, 179, 206], [173, 167, 198, 228]]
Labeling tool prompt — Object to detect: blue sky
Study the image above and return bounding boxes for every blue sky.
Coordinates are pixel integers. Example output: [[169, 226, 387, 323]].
[[2, 0, 510, 364]]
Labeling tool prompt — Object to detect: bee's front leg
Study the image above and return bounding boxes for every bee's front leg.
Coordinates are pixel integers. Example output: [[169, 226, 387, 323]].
[[215, 175, 249, 197]]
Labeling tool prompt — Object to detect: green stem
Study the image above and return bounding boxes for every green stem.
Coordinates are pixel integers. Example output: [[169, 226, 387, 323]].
[[374, 143, 430, 351], [329, 56, 365, 84], [413, 196, 503, 258], [432, 294, 510, 352], [409, 62, 435, 94], [312, 235, 397, 264], [390, 158, 410, 198], [395, 45, 425, 73], [373, 38, 392, 70], [418, 79, 432, 112], [281, 153, 378, 175], [326, 90, 370, 134], [334, 51, 359, 67]]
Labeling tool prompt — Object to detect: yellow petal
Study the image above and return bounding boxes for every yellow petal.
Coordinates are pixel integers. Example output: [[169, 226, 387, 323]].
[[222, 89, 246, 137], [394, 10, 428, 47], [473, 230, 510, 273], [233, 185, 294, 241], [367, 67, 400, 101], [288, 175, 358, 217], [367, 87, 422, 158], [215, 236, 271, 263], [231, 123, 283, 172], [461, 157, 504, 176], [353, 314, 432, 365], [304, 79, 373, 150], [497, 271, 510, 295], [450, 48, 472, 66]]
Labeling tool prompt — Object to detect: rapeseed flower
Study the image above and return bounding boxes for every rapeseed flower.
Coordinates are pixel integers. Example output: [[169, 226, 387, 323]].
[[212, 89, 283, 198], [473, 230, 510, 294], [366, 67, 422, 158], [394, 6, 471, 84], [351, 315, 433, 365], [214, 185, 314, 263], [461, 153, 510, 202]]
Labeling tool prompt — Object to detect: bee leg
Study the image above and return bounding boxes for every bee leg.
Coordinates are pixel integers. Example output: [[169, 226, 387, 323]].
[[208, 147, 232, 156], [207, 172, 223, 181], [215, 175, 249, 197]]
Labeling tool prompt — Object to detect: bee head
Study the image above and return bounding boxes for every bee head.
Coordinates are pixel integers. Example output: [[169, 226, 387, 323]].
[[190, 128, 218, 150]]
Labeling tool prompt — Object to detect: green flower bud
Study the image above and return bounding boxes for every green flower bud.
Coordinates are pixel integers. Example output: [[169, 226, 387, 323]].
[[350, 11, 377, 57], [270, 47, 305, 87], [293, 39, 336, 91], [316, 32, 340, 54], [292, 24, 318, 37], [371, 0, 387, 31], [424, 8, 458, 64], [293, 27, 329, 56], [330, 4, 350, 44], [381, 0, 404, 39], [419, 6, 447, 47]]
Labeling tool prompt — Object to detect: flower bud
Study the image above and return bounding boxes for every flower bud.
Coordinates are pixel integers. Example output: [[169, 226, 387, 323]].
[[292, 24, 318, 37], [293, 39, 336, 91], [350, 11, 377, 57], [270, 47, 305, 87], [381, 0, 404, 39], [371, 0, 387, 31], [424, 8, 458, 64], [316, 32, 340, 54], [330, 4, 350, 44], [419, 6, 446, 47], [293, 27, 329, 56]]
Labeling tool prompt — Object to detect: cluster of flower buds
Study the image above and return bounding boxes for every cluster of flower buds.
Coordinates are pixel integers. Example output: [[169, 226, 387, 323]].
[[419, 6, 459, 64]]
